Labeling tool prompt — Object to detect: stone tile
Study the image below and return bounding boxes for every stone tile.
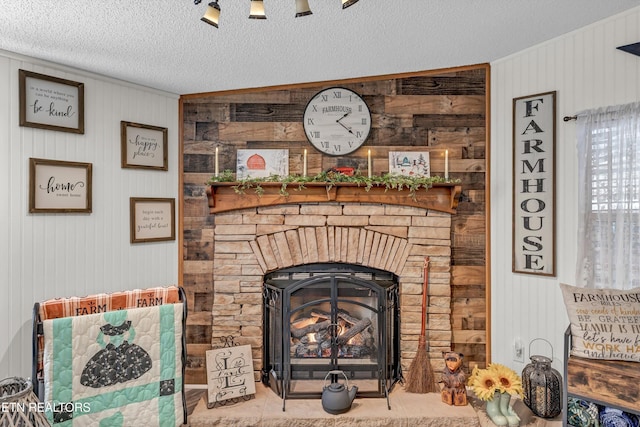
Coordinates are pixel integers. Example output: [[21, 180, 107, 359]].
[[285, 229, 304, 265], [304, 227, 319, 263], [365, 226, 408, 239], [273, 233, 293, 268], [301, 204, 343, 216], [215, 224, 256, 235], [256, 235, 278, 271], [315, 227, 329, 262], [327, 215, 369, 226], [369, 215, 411, 226]]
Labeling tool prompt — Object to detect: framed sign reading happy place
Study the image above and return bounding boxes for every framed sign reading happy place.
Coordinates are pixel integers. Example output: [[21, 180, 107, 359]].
[[121, 121, 168, 171]]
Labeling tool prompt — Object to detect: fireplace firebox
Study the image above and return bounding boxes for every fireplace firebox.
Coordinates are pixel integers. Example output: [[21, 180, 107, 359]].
[[261, 263, 402, 409]]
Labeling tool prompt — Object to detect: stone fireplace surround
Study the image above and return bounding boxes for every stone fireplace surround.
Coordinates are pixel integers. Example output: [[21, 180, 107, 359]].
[[210, 198, 454, 380]]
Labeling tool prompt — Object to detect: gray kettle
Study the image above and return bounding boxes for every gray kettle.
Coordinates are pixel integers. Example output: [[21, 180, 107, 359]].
[[321, 370, 358, 415]]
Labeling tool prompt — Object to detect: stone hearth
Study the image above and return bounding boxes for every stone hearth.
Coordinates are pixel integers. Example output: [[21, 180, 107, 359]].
[[210, 197, 454, 378], [188, 385, 481, 427]]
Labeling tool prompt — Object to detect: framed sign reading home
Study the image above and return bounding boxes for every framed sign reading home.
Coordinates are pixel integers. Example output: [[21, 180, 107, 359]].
[[19, 70, 85, 134], [129, 197, 175, 243], [512, 91, 556, 276], [29, 158, 92, 213], [121, 121, 168, 170]]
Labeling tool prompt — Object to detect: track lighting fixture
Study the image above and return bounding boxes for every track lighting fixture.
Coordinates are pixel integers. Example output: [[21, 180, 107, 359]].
[[200, 1, 220, 28], [295, 0, 312, 17], [249, 0, 266, 19], [193, 0, 360, 28]]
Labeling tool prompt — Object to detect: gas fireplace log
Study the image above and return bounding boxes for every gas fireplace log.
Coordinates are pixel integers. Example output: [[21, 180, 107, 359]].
[[310, 309, 360, 326], [291, 320, 331, 339], [345, 345, 373, 357], [310, 310, 330, 321], [337, 311, 374, 343], [336, 310, 360, 325], [336, 317, 372, 344]]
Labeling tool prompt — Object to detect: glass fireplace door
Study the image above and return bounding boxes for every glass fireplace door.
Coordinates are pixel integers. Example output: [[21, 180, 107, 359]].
[[284, 274, 384, 397], [262, 264, 401, 401]]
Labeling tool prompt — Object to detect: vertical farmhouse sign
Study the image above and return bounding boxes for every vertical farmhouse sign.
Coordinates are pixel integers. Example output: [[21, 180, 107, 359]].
[[512, 92, 556, 276]]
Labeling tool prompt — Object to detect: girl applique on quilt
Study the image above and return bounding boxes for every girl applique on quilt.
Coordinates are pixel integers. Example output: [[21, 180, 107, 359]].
[[80, 310, 152, 388]]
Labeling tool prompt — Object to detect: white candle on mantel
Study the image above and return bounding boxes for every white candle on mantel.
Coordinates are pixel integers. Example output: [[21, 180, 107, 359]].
[[367, 149, 372, 178], [303, 149, 307, 177], [215, 146, 219, 177], [444, 149, 449, 179]]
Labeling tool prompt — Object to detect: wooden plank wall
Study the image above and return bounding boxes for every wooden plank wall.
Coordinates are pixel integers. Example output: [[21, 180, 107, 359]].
[[180, 64, 489, 383]]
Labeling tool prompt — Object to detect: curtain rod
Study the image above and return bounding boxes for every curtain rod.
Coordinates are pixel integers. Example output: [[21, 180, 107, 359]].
[[563, 115, 577, 122]]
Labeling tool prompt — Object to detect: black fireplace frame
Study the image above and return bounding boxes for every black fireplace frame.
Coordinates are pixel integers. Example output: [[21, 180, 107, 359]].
[[261, 263, 402, 410]]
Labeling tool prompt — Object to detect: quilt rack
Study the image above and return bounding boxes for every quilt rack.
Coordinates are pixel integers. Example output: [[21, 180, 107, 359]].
[[32, 285, 188, 426]]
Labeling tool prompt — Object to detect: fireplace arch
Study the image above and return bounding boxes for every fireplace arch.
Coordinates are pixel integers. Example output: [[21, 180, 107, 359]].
[[208, 203, 453, 398]]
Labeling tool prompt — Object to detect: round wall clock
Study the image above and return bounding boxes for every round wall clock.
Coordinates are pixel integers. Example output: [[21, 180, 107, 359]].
[[303, 87, 372, 156]]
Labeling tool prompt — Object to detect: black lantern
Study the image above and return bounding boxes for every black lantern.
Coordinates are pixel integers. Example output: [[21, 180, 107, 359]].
[[522, 339, 563, 418]]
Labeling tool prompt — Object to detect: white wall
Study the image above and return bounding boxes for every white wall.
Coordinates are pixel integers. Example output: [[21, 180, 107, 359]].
[[490, 6, 640, 372], [0, 51, 180, 379]]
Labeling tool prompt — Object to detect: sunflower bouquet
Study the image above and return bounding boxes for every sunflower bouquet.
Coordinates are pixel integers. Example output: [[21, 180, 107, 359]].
[[467, 363, 524, 401]]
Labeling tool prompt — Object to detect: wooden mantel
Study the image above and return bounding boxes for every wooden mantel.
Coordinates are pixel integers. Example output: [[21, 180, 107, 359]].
[[207, 182, 462, 214]]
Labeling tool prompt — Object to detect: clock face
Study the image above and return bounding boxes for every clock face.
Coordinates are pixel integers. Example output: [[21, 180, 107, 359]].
[[303, 87, 371, 156]]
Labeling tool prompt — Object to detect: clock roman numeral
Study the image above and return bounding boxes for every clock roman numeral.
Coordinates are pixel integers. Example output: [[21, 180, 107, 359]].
[[333, 91, 341, 99], [309, 131, 320, 139], [333, 145, 342, 152], [361, 118, 367, 125], [320, 141, 329, 149], [311, 105, 318, 112], [306, 118, 315, 125], [321, 95, 328, 102]]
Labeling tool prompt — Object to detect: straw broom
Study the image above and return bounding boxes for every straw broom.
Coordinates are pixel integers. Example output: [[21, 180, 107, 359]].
[[405, 256, 438, 393]]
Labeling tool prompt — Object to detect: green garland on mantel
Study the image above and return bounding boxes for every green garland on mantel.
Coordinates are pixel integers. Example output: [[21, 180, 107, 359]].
[[207, 170, 460, 200]]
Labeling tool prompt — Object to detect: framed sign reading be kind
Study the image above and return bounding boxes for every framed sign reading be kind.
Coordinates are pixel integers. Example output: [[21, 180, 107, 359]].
[[19, 69, 84, 134]]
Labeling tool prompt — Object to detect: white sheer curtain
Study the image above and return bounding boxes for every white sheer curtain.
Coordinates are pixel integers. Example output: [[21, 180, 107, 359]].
[[576, 102, 640, 290]]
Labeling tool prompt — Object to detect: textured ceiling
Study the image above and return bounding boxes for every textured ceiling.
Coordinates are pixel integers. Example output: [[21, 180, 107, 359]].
[[1, 0, 638, 95]]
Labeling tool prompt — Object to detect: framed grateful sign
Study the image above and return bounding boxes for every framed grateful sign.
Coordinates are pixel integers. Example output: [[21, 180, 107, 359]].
[[121, 121, 168, 170], [19, 70, 85, 134], [29, 158, 92, 213], [129, 197, 175, 243], [512, 91, 556, 276]]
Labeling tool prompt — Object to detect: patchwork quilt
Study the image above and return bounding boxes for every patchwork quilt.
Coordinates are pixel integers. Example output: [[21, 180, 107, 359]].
[[42, 303, 184, 426]]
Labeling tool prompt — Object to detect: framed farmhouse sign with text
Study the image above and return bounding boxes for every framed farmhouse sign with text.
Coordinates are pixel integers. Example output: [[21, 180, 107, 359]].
[[19, 69, 85, 134], [512, 91, 556, 276], [129, 197, 175, 243], [121, 121, 168, 170], [29, 158, 92, 213]]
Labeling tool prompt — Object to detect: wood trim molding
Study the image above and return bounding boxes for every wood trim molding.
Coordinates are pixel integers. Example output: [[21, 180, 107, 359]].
[[207, 182, 462, 214]]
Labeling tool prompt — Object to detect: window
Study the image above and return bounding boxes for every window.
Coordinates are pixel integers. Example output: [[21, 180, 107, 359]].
[[576, 102, 640, 290]]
